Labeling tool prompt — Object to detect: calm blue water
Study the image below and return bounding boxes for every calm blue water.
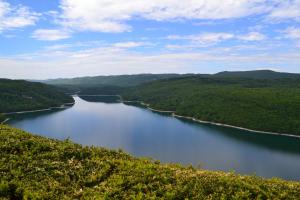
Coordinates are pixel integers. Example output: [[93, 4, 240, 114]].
[[8, 96, 300, 180]]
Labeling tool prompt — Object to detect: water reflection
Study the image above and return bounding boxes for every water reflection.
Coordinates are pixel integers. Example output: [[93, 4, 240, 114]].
[[8, 96, 300, 180], [179, 118, 300, 155], [78, 95, 121, 103]]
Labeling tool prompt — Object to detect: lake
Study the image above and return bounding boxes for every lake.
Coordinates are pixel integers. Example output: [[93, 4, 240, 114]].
[[7, 96, 300, 180]]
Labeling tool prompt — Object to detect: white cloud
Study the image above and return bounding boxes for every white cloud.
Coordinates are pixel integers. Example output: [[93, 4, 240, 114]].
[[167, 33, 235, 45], [0, 0, 39, 32], [32, 29, 71, 41], [268, 0, 300, 21], [1, 43, 300, 79], [58, 0, 271, 33], [283, 27, 300, 39], [237, 32, 266, 41], [113, 42, 146, 48], [166, 32, 266, 46]]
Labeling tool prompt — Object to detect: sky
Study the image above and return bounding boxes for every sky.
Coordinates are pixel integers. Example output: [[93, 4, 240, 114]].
[[0, 0, 300, 79]]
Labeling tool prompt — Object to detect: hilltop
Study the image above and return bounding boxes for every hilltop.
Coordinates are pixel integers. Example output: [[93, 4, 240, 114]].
[[214, 70, 300, 79], [44, 74, 192, 87], [44, 70, 300, 88]]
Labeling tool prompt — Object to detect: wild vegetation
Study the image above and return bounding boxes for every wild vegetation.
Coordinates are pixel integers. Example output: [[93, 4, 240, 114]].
[[1, 125, 300, 199], [122, 76, 300, 135], [0, 79, 74, 114]]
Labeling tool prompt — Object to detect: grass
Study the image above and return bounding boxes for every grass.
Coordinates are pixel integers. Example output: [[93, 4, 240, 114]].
[[1, 125, 300, 199]]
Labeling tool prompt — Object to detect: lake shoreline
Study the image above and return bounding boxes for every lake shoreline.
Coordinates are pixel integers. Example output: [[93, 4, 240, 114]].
[[121, 98, 300, 139], [8, 95, 300, 180], [1, 102, 75, 116], [76, 94, 300, 138], [0, 118, 10, 124], [10, 94, 299, 139]]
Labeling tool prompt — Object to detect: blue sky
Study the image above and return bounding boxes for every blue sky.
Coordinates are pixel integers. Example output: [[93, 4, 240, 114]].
[[0, 0, 300, 79]]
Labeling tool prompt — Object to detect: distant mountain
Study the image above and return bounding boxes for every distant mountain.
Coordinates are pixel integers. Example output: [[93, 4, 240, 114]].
[[42, 70, 300, 95], [44, 70, 300, 88], [0, 79, 74, 115], [44, 74, 193, 87], [214, 70, 300, 79]]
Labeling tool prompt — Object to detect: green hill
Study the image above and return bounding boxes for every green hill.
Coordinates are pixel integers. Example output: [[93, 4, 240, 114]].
[[0, 79, 74, 120], [214, 70, 300, 79], [44, 74, 191, 87], [122, 76, 300, 135], [1, 125, 299, 199], [45, 70, 300, 88], [44, 70, 300, 96]]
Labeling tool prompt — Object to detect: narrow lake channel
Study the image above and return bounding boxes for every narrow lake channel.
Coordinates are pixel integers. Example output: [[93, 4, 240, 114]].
[[8, 96, 300, 180]]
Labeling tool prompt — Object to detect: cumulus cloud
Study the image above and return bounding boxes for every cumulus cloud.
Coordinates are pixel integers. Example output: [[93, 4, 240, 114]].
[[58, 0, 271, 33], [283, 27, 300, 39], [113, 42, 146, 48], [1, 43, 299, 79], [32, 29, 71, 41], [268, 0, 300, 21], [166, 32, 266, 46], [237, 32, 266, 41], [167, 33, 235, 44], [0, 0, 39, 32]]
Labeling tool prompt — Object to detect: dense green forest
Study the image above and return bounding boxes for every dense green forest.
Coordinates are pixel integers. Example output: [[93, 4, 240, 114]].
[[0, 79, 74, 114], [122, 76, 300, 135], [1, 125, 299, 199]]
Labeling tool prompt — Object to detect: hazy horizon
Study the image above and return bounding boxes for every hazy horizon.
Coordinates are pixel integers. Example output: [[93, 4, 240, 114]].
[[1, 0, 300, 79], [0, 69, 295, 81]]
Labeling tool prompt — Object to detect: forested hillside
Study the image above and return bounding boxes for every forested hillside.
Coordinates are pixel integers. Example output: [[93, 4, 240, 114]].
[[122, 76, 300, 135], [0, 79, 74, 114], [1, 125, 299, 199]]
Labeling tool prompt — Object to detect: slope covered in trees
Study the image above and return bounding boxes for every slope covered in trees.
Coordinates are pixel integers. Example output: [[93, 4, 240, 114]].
[[122, 76, 300, 135], [1, 125, 299, 199], [0, 79, 74, 114]]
